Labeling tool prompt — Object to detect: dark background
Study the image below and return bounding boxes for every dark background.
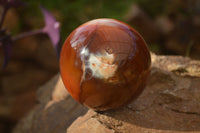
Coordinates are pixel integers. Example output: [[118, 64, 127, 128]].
[[0, 0, 199, 132]]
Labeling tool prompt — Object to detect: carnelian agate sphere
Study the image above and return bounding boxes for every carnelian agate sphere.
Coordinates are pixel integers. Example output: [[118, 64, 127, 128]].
[[60, 18, 151, 111]]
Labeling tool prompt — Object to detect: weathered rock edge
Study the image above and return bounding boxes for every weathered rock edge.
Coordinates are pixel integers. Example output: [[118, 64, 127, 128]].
[[13, 74, 88, 133], [13, 53, 200, 133]]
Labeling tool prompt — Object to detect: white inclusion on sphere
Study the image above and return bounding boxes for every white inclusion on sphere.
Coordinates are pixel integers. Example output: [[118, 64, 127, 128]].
[[81, 47, 118, 80]]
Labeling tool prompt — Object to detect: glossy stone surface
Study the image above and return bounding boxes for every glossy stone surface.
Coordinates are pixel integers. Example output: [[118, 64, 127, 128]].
[[60, 18, 151, 111]]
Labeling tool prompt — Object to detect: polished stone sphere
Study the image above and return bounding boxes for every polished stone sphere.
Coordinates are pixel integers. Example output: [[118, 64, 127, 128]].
[[60, 18, 151, 111]]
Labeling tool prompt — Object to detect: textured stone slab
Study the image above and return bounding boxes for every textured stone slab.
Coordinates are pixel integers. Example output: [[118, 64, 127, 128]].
[[13, 74, 88, 133], [68, 54, 200, 133], [13, 53, 200, 133]]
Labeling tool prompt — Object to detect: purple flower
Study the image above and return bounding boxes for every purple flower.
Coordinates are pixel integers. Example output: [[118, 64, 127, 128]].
[[1, 5, 61, 69], [41, 6, 60, 50]]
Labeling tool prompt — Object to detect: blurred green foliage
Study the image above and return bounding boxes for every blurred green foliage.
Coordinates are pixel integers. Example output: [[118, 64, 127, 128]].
[[17, 0, 176, 41], [135, 0, 167, 16], [23, 0, 135, 43], [16, 0, 193, 55]]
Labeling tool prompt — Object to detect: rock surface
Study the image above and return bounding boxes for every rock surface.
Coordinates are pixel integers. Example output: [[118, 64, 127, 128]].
[[13, 53, 200, 133], [13, 75, 88, 133]]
